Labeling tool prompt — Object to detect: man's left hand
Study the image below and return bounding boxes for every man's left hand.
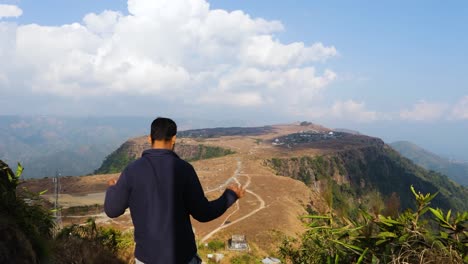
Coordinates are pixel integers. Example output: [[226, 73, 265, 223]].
[[108, 178, 117, 186], [227, 184, 246, 199]]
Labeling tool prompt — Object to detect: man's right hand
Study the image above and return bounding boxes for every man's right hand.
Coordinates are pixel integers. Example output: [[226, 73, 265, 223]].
[[227, 184, 246, 199]]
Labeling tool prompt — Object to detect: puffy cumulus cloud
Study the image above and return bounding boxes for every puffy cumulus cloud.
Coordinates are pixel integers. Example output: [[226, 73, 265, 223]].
[[399, 100, 448, 121], [329, 100, 378, 122], [450, 96, 468, 120], [0, 0, 338, 111], [0, 4, 22, 18], [83, 10, 123, 35], [241, 36, 337, 67], [199, 67, 336, 107]]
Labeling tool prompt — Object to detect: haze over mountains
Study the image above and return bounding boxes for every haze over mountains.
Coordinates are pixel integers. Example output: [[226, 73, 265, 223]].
[[2, 115, 468, 181], [391, 141, 468, 186], [0, 116, 149, 178], [0, 115, 258, 178]]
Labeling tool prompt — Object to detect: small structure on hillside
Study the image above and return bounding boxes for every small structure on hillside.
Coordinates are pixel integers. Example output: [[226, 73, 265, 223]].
[[227, 234, 249, 251], [207, 253, 224, 263], [262, 257, 281, 264]]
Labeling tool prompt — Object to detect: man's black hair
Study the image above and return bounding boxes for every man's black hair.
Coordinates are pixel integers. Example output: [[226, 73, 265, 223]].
[[151, 117, 177, 142]]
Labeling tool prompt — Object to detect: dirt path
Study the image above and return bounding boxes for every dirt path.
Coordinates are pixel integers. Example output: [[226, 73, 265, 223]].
[[204, 158, 242, 194], [64, 155, 267, 239], [200, 166, 266, 243]]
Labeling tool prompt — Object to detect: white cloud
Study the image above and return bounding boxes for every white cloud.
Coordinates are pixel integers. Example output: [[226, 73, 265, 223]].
[[83, 10, 123, 35], [329, 100, 378, 122], [399, 100, 448, 121], [0, 0, 338, 112], [451, 96, 468, 120], [198, 67, 336, 107], [240, 35, 337, 67], [0, 4, 22, 19]]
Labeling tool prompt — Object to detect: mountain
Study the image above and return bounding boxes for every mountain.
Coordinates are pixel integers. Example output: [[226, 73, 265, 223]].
[[263, 130, 467, 212], [23, 123, 468, 258], [95, 124, 468, 212], [0, 116, 153, 178], [390, 141, 468, 186], [94, 136, 235, 174]]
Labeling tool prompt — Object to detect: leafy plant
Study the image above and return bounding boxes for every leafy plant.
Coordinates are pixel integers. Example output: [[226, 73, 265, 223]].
[[0, 160, 55, 263], [280, 186, 467, 263]]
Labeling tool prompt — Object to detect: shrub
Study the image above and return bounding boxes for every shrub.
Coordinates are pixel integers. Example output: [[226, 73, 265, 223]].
[[207, 239, 225, 252], [53, 218, 133, 263], [230, 254, 256, 264], [0, 160, 55, 263], [280, 186, 467, 263]]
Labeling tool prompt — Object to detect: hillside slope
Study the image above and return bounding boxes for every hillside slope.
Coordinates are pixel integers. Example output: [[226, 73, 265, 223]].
[[94, 136, 235, 174], [391, 141, 468, 186], [267, 144, 468, 212]]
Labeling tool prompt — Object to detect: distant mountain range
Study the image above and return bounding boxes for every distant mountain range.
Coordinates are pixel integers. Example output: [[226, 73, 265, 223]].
[[0, 116, 255, 178], [390, 141, 468, 186], [0, 116, 150, 178]]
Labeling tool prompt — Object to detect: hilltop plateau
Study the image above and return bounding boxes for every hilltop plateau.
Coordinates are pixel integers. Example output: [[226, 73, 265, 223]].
[[22, 122, 468, 261]]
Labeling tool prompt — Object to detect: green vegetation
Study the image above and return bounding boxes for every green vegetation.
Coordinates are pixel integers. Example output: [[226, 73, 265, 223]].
[[268, 156, 335, 185], [391, 141, 468, 186], [178, 126, 273, 138], [280, 186, 468, 263], [94, 146, 135, 174], [96, 143, 235, 174], [187, 145, 235, 162], [0, 160, 55, 263], [207, 239, 225, 252], [230, 253, 258, 264], [266, 145, 468, 213], [1, 160, 131, 263], [54, 218, 133, 263]]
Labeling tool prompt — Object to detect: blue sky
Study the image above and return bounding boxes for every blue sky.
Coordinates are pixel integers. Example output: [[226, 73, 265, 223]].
[[0, 0, 467, 159]]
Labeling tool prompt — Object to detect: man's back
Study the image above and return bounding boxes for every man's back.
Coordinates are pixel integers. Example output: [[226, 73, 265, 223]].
[[104, 148, 238, 264]]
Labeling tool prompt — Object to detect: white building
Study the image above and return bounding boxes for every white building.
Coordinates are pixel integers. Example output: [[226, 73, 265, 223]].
[[262, 257, 281, 264], [227, 235, 249, 251]]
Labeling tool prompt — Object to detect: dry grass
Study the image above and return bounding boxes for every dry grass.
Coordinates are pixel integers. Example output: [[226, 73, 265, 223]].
[[22, 124, 376, 261]]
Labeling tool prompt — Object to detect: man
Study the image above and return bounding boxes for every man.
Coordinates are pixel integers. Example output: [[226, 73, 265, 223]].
[[104, 117, 245, 264]]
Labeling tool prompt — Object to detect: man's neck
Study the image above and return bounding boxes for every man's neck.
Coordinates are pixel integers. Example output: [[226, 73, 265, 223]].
[[151, 140, 173, 150]]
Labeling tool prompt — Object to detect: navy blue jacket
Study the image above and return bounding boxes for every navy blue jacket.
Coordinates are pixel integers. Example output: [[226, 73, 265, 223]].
[[104, 149, 238, 264]]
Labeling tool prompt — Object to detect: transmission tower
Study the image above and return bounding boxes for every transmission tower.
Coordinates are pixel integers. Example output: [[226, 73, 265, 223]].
[[53, 171, 62, 228]]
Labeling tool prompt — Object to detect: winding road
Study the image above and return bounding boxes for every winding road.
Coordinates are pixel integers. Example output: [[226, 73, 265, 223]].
[[200, 159, 266, 243], [65, 155, 267, 241]]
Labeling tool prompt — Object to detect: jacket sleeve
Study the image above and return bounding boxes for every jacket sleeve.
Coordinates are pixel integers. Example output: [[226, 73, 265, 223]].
[[185, 165, 238, 222], [104, 169, 130, 218]]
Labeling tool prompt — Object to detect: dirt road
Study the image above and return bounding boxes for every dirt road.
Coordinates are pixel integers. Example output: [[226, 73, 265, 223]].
[[200, 161, 266, 243]]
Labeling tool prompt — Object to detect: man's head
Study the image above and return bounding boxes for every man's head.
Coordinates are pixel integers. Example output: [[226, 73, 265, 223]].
[[149, 117, 177, 150]]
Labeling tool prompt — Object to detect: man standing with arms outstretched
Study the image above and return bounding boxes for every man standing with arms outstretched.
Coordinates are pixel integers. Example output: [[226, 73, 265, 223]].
[[104, 117, 245, 264]]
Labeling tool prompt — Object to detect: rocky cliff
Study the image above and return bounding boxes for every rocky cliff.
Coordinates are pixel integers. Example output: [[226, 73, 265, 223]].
[[266, 142, 468, 212]]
